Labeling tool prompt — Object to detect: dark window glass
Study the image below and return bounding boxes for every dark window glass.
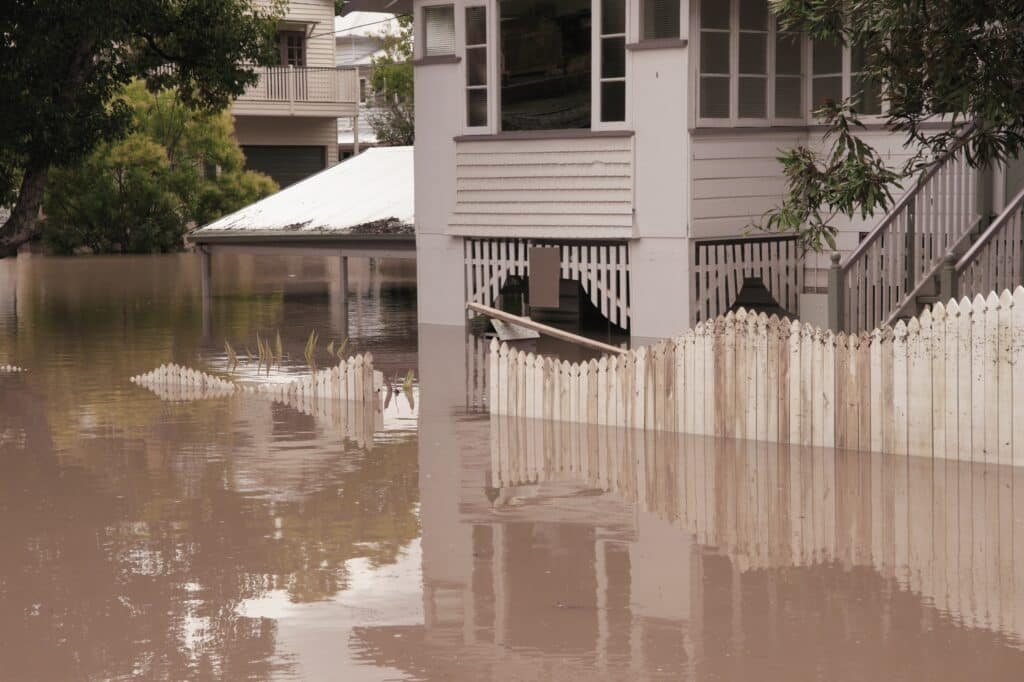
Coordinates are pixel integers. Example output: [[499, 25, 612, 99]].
[[775, 76, 802, 118], [500, 0, 592, 131], [739, 0, 767, 30], [813, 38, 842, 74], [602, 0, 625, 34], [700, 76, 729, 118], [466, 6, 487, 46], [738, 77, 766, 117], [643, 0, 681, 40], [601, 36, 626, 78], [468, 89, 488, 126], [776, 32, 802, 74], [601, 81, 625, 122], [700, 31, 729, 74], [467, 46, 487, 85], [738, 33, 766, 74], [700, 0, 728, 30]]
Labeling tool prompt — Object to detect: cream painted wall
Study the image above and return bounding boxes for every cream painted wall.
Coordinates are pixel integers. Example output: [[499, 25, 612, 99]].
[[233, 116, 339, 167]]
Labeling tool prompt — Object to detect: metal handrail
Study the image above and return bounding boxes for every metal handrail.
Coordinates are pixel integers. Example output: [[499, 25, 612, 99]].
[[840, 128, 975, 275], [955, 186, 1024, 273]]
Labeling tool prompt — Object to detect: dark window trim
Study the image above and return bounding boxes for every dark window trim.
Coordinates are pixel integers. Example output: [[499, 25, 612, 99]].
[[626, 38, 688, 51], [454, 129, 634, 142], [412, 55, 462, 66]]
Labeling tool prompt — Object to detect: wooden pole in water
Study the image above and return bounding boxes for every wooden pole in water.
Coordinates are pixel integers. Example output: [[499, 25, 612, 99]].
[[466, 302, 628, 356]]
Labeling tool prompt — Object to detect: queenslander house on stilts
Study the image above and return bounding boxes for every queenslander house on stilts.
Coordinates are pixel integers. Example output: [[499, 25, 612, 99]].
[[366, 0, 1024, 339], [232, 0, 361, 187]]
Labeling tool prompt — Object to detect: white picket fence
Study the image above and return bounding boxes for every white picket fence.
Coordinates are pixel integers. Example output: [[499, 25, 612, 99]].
[[489, 287, 1024, 466], [0, 364, 26, 373], [131, 354, 384, 405]]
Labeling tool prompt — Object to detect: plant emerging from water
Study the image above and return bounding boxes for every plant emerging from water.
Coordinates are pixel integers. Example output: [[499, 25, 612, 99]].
[[223, 330, 353, 375]]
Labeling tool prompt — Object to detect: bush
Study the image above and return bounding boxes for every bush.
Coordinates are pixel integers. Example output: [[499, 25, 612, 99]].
[[42, 81, 277, 254]]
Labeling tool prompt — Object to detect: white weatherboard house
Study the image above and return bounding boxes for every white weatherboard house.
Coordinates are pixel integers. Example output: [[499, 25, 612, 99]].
[[358, 0, 1024, 339], [232, 0, 360, 187]]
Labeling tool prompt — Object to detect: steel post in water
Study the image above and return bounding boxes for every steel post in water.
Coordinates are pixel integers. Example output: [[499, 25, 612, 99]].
[[200, 247, 213, 339], [827, 252, 844, 332]]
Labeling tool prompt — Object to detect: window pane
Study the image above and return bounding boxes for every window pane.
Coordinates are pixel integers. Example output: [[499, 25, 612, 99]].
[[700, 76, 729, 118], [424, 5, 456, 56], [467, 89, 488, 126], [602, 0, 625, 35], [812, 75, 842, 111], [466, 6, 487, 46], [467, 46, 487, 86], [775, 32, 801, 74], [853, 74, 882, 115], [500, 0, 591, 131], [602, 36, 625, 78], [738, 77, 766, 118], [643, 0, 681, 40], [775, 76, 802, 118], [739, 0, 767, 30], [601, 81, 625, 122], [700, 0, 729, 30], [700, 31, 729, 74], [851, 44, 870, 73], [738, 33, 766, 74], [812, 38, 842, 74]]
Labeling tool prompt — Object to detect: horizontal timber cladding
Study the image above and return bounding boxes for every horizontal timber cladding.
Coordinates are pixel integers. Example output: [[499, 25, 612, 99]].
[[692, 236, 803, 324], [489, 417, 1024, 637], [464, 238, 630, 329], [450, 136, 635, 239], [489, 288, 1024, 466]]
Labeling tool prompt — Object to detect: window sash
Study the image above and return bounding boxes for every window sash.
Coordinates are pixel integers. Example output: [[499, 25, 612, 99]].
[[694, 0, 885, 127], [423, 4, 456, 57], [464, 5, 489, 129]]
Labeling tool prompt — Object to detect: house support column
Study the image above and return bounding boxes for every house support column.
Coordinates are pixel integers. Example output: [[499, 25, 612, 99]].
[[353, 114, 360, 156], [199, 247, 213, 339], [330, 254, 349, 339]]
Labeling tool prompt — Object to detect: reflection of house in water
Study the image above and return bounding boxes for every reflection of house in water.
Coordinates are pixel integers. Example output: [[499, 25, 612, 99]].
[[351, 329, 1024, 679]]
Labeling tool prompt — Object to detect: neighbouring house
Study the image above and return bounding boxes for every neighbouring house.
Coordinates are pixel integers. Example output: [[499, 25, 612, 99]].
[[232, 0, 360, 188], [335, 11, 406, 160], [359, 0, 1024, 339]]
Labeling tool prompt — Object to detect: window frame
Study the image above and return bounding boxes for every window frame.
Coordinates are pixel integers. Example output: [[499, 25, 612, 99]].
[[692, 0, 885, 129], [462, 3, 492, 133], [420, 2, 457, 59], [459, 0, 631, 135], [592, 0, 630, 130]]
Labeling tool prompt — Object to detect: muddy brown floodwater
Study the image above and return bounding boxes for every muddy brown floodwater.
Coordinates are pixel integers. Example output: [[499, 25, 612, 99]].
[[0, 253, 1022, 681]]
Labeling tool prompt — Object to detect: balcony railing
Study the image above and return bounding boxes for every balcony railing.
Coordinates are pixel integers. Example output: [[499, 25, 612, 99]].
[[236, 66, 358, 106]]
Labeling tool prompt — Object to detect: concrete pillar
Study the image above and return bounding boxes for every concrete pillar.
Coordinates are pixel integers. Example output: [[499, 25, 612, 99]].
[[199, 247, 213, 339], [329, 254, 349, 339]]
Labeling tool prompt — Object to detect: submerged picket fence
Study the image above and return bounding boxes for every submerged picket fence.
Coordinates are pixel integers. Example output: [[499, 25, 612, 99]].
[[489, 287, 1024, 466], [131, 354, 383, 404]]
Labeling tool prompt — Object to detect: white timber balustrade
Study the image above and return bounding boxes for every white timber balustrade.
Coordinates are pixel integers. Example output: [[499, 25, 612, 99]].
[[236, 66, 359, 104], [831, 134, 981, 333], [490, 287, 1024, 466], [954, 186, 1024, 299]]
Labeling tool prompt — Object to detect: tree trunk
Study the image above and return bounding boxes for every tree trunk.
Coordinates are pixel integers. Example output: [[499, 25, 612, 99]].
[[0, 164, 49, 258]]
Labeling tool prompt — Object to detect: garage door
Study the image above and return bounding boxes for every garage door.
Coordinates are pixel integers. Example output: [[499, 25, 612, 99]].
[[240, 145, 326, 188]]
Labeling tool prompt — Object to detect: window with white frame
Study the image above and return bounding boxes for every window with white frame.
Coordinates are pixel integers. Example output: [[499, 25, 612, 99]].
[[641, 0, 680, 41], [423, 4, 456, 57], [696, 0, 882, 125], [600, 0, 626, 122], [465, 5, 488, 127]]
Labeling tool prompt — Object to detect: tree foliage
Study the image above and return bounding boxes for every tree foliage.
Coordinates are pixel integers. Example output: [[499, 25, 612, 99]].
[[367, 16, 415, 146], [760, 0, 1024, 251], [43, 82, 277, 255], [0, 0, 282, 255]]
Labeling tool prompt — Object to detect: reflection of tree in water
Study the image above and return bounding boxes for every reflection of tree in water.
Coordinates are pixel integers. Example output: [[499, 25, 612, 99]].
[[0, 382, 419, 680]]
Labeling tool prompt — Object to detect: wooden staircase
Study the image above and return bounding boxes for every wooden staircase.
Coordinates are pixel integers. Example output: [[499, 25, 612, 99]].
[[829, 134, 984, 332]]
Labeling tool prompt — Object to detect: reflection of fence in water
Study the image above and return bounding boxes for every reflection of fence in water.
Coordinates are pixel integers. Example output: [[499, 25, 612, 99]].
[[491, 415, 1024, 642]]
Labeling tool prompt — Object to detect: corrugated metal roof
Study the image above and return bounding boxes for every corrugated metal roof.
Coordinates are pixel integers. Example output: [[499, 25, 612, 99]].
[[193, 146, 413, 236]]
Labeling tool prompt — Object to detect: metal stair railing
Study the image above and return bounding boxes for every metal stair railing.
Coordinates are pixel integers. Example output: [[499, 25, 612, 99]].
[[952, 186, 1024, 300], [829, 135, 979, 332]]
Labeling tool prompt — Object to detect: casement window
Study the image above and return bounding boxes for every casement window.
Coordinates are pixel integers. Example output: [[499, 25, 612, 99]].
[[598, 0, 626, 123], [423, 4, 456, 56], [359, 77, 368, 104], [465, 5, 488, 127], [276, 30, 306, 67], [460, 0, 627, 132], [641, 0, 681, 40], [696, 0, 882, 126]]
